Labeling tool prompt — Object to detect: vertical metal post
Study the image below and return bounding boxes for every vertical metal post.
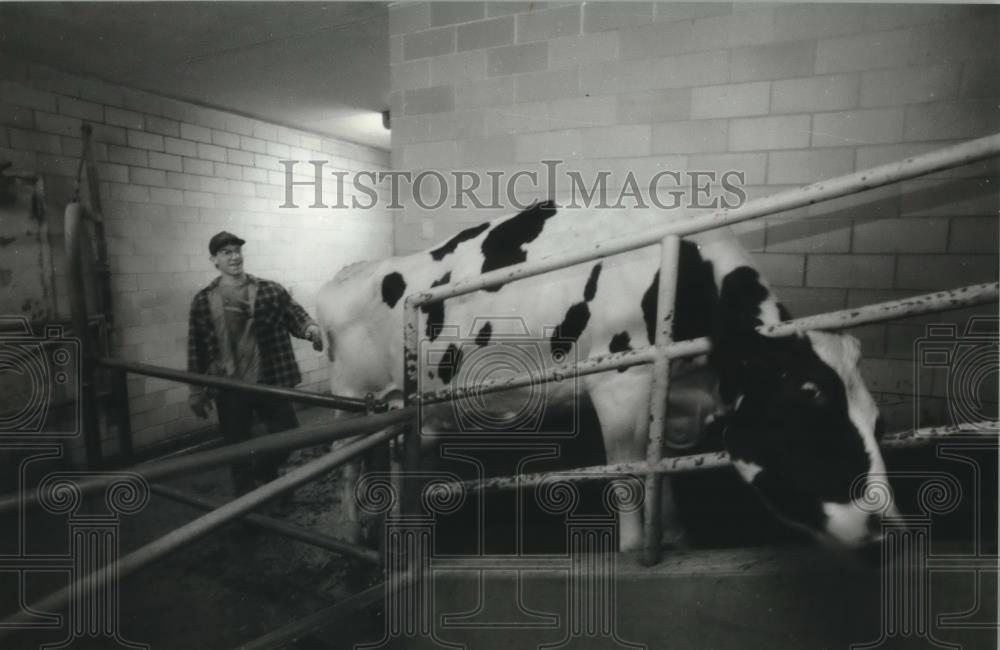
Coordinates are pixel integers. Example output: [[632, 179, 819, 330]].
[[112, 369, 133, 463], [642, 235, 680, 566], [364, 393, 390, 568], [402, 298, 422, 516], [65, 201, 103, 470]]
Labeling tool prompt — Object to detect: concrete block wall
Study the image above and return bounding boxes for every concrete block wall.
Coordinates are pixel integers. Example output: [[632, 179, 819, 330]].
[[389, 2, 999, 431], [0, 56, 393, 454]]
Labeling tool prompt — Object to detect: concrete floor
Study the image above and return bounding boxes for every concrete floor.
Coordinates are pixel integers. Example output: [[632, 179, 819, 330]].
[[370, 546, 997, 650]]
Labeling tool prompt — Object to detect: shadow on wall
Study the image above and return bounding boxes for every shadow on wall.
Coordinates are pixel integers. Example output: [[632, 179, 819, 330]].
[[765, 175, 998, 251]]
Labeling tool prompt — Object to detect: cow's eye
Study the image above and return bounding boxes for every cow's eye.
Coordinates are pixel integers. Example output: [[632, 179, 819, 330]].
[[801, 381, 823, 402]]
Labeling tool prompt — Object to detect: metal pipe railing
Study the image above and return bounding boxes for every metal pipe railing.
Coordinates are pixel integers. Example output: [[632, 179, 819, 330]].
[[404, 133, 1000, 309], [1, 424, 404, 630], [243, 130, 1000, 646], [150, 484, 380, 565], [98, 357, 372, 412], [398, 133, 1000, 559], [879, 420, 999, 448], [0, 406, 414, 516], [413, 282, 999, 406], [401, 281, 423, 517], [111, 368, 134, 461], [454, 421, 998, 492]]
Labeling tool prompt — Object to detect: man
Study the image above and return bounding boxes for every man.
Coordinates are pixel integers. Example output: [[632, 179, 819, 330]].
[[187, 231, 323, 495]]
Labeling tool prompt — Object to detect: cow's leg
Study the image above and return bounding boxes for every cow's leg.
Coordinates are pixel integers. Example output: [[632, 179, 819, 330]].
[[334, 434, 366, 545], [389, 434, 404, 518], [328, 393, 370, 546], [658, 474, 688, 550], [585, 371, 652, 552], [342, 390, 407, 546]]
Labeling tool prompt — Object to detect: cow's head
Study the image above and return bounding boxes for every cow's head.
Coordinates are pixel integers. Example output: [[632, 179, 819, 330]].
[[719, 329, 896, 548], [710, 267, 896, 549]]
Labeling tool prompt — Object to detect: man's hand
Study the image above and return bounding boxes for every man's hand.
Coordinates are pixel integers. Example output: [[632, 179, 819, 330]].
[[189, 393, 214, 419], [305, 324, 324, 352]]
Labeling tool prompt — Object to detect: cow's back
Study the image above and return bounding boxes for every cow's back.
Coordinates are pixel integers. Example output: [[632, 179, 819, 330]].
[[317, 205, 756, 410]]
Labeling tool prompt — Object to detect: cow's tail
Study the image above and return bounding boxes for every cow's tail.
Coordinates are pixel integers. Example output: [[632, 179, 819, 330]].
[[319, 259, 378, 365], [315, 288, 338, 363], [325, 326, 337, 363]]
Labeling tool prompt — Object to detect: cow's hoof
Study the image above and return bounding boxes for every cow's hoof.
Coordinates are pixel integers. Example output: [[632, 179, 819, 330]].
[[618, 535, 644, 554]]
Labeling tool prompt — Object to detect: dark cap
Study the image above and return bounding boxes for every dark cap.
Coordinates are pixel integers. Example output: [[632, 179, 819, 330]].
[[208, 231, 246, 255]]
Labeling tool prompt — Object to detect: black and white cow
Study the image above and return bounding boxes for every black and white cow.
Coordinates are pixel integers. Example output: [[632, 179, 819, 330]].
[[317, 201, 896, 551]]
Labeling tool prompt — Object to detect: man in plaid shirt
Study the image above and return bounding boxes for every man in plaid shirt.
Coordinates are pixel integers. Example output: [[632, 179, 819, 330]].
[[188, 231, 324, 494]]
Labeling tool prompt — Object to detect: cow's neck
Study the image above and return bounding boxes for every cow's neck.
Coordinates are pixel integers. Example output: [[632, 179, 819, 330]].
[[684, 229, 787, 332], [686, 230, 791, 405]]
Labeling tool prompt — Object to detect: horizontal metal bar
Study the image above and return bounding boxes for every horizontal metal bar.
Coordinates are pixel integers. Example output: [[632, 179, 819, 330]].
[[2, 425, 403, 631], [457, 421, 998, 492], [97, 357, 370, 411], [463, 451, 732, 492], [407, 134, 1000, 307], [0, 406, 415, 516], [150, 484, 380, 565], [416, 282, 999, 405], [879, 420, 998, 449], [138, 436, 224, 464], [758, 282, 1000, 337]]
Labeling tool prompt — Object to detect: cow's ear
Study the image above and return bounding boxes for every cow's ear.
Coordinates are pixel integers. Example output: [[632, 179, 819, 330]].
[[712, 329, 776, 403], [712, 267, 774, 345], [710, 267, 782, 391], [842, 334, 862, 367]]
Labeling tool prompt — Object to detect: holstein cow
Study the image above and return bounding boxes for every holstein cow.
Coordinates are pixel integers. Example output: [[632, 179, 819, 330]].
[[317, 201, 896, 552]]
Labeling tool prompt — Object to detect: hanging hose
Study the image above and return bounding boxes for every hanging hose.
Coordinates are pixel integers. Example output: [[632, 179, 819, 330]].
[[75, 123, 115, 335], [65, 200, 104, 469]]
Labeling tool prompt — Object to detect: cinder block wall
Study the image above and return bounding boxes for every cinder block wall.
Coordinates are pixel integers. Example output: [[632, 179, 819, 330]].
[[388, 2, 999, 431], [0, 56, 392, 454]]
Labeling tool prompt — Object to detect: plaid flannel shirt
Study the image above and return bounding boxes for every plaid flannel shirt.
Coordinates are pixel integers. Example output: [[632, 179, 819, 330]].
[[187, 274, 316, 392]]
